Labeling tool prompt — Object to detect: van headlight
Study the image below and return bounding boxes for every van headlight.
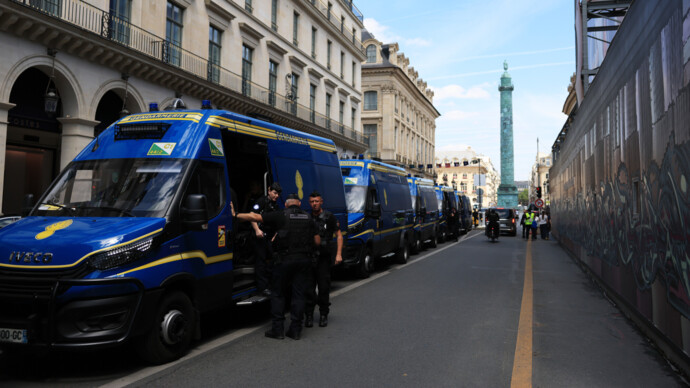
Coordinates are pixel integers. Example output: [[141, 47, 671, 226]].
[[88, 236, 155, 271]]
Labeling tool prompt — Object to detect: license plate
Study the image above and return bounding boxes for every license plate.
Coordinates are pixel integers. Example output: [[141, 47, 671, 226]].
[[0, 328, 27, 344]]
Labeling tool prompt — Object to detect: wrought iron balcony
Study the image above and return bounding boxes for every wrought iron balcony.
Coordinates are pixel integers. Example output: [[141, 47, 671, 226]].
[[306, 0, 364, 55], [5, 0, 366, 148]]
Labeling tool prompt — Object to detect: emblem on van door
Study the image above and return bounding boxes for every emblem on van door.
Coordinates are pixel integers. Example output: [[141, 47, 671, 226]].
[[295, 170, 304, 199], [208, 138, 224, 156], [35, 219, 73, 240], [147, 142, 176, 156], [9, 252, 53, 264]]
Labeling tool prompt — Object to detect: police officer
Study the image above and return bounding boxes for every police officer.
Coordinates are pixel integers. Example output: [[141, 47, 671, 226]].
[[251, 182, 282, 296], [233, 194, 319, 340], [305, 191, 343, 328]]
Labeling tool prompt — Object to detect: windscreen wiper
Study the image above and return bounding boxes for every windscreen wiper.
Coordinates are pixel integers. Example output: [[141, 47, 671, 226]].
[[76, 205, 135, 217], [38, 202, 76, 215]]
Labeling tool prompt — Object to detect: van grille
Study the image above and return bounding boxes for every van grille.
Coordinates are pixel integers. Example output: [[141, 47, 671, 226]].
[[0, 264, 92, 299]]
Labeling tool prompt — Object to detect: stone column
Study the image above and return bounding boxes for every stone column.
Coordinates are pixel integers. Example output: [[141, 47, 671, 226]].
[[57, 117, 100, 170], [0, 102, 16, 214], [497, 61, 518, 208]]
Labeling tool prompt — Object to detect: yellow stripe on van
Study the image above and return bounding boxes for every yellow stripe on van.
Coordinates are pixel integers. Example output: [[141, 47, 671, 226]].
[[115, 251, 233, 276], [368, 163, 407, 176], [340, 161, 365, 167], [374, 224, 414, 236], [207, 116, 335, 152]]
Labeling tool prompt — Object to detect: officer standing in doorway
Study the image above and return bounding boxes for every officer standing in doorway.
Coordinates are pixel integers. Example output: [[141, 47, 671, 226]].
[[305, 191, 343, 328], [233, 194, 319, 340], [251, 182, 282, 296]]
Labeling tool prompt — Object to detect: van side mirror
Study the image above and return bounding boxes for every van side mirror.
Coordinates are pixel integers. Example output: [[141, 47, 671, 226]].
[[181, 194, 209, 230], [22, 194, 35, 217], [366, 202, 382, 218]]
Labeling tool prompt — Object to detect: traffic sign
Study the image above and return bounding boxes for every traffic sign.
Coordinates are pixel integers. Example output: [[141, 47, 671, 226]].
[[535, 198, 544, 208]]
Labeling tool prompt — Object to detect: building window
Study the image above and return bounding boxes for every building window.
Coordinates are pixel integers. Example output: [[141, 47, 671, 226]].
[[245, 0, 252, 13], [271, 0, 278, 31], [352, 27, 356, 45], [165, 2, 183, 66], [288, 73, 298, 115], [394, 94, 398, 112], [363, 91, 377, 110], [268, 60, 277, 107], [109, 0, 131, 45], [366, 45, 376, 63], [364, 124, 377, 156], [339, 101, 345, 134], [351, 108, 356, 130], [340, 15, 345, 33], [326, 93, 332, 129], [327, 40, 332, 69], [208, 26, 221, 83], [310, 84, 316, 123], [241, 44, 252, 96], [293, 12, 299, 45], [352, 62, 356, 86], [340, 51, 345, 79], [462, 173, 467, 179], [311, 27, 317, 59], [327, 2, 332, 20]]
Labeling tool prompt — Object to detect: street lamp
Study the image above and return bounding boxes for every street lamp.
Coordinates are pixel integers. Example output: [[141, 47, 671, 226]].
[[472, 158, 482, 210], [43, 49, 59, 115]]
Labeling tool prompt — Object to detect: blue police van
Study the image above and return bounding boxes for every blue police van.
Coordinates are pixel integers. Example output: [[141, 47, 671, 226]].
[[0, 106, 346, 364], [340, 159, 414, 278], [407, 177, 440, 252], [435, 185, 459, 241], [457, 192, 473, 234]]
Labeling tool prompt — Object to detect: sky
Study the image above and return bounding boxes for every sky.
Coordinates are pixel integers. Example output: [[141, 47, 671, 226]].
[[357, 0, 575, 181]]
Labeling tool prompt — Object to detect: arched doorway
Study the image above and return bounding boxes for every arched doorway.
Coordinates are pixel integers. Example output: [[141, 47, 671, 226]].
[[94, 90, 125, 136], [3, 68, 62, 215]]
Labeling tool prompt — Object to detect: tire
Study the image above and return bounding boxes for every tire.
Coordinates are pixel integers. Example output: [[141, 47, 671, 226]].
[[356, 248, 373, 278], [395, 240, 409, 264], [411, 233, 422, 254], [429, 229, 438, 248], [437, 229, 446, 244], [138, 291, 196, 365]]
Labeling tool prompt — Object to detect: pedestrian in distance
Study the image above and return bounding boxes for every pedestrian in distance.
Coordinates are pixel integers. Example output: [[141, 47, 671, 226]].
[[531, 211, 539, 240], [520, 211, 527, 239], [472, 209, 479, 228], [233, 194, 320, 340], [541, 211, 551, 240], [305, 191, 343, 328], [251, 182, 282, 296]]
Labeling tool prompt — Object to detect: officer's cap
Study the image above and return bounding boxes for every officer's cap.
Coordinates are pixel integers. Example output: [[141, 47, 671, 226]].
[[286, 193, 300, 200], [269, 182, 282, 193]]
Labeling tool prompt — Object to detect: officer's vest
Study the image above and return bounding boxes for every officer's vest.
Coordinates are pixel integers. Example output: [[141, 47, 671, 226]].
[[525, 213, 534, 225], [275, 206, 313, 257], [315, 210, 335, 243]]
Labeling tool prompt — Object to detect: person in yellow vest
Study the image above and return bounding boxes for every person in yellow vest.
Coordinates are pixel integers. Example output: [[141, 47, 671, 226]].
[[524, 211, 536, 240]]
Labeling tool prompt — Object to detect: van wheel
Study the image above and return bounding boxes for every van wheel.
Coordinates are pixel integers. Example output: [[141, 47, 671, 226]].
[[356, 249, 373, 278], [411, 233, 422, 254], [438, 230, 446, 244], [138, 291, 196, 365], [429, 230, 438, 248], [395, 241, 409, 264]]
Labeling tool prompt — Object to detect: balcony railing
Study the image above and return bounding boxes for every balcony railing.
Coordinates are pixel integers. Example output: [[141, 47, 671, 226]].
[[307, 0, 364, 55], [12, 0, 365, 146]]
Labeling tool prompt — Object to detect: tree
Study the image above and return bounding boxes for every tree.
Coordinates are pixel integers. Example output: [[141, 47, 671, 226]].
[[518, 189, 529, 205]]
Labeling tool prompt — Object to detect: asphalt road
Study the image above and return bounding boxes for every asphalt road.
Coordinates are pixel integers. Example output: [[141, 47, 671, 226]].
[[0, 230, 686, 387]]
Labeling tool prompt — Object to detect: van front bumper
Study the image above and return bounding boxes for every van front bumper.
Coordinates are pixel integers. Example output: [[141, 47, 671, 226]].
[[0, 276, 160, 350]]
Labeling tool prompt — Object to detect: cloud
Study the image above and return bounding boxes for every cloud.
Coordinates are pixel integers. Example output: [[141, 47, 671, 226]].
[[363, 18, 431, 48], [432, 84, 492, 101]]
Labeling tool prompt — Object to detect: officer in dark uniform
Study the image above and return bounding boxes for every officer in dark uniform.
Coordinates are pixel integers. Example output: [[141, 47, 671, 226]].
[[251, 182, 282, 295], [305, 191, 343, 328], [233, 194, 319, 340]]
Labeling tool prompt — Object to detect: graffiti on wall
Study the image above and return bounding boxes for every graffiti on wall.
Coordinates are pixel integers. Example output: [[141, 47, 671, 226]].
[[552, 135, 690, 318]]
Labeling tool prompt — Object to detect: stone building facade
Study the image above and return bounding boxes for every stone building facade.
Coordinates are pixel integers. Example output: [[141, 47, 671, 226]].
[[360, 30, 439, 178], [0, 0, 367, 215], [434, 148, 499, 209], [529, 152, 551, 205]]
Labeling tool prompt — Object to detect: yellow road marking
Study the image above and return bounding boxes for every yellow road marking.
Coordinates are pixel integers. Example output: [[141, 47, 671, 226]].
[[511, 239, 533, 388]]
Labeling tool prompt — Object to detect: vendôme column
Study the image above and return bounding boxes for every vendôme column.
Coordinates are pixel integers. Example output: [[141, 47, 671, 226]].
[[497, 61, 518, 208]]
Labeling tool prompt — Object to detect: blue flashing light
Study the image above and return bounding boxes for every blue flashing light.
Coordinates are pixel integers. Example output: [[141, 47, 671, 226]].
[[201, 99, 212, 109], [358, 154, 364, 160], [149, 103, 159, 112]]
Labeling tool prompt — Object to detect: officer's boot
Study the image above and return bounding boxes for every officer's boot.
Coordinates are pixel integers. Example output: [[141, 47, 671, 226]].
[[319, 314, 328, 327], [305, 314, 314, 328]]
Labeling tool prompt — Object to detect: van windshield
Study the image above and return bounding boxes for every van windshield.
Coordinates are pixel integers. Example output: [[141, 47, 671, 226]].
[[33, 158, 190, 218], [344, 185, 367, 214]]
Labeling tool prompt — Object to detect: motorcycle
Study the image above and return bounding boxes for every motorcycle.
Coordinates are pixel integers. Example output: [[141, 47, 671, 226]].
[[486, 223, 499, 242]]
